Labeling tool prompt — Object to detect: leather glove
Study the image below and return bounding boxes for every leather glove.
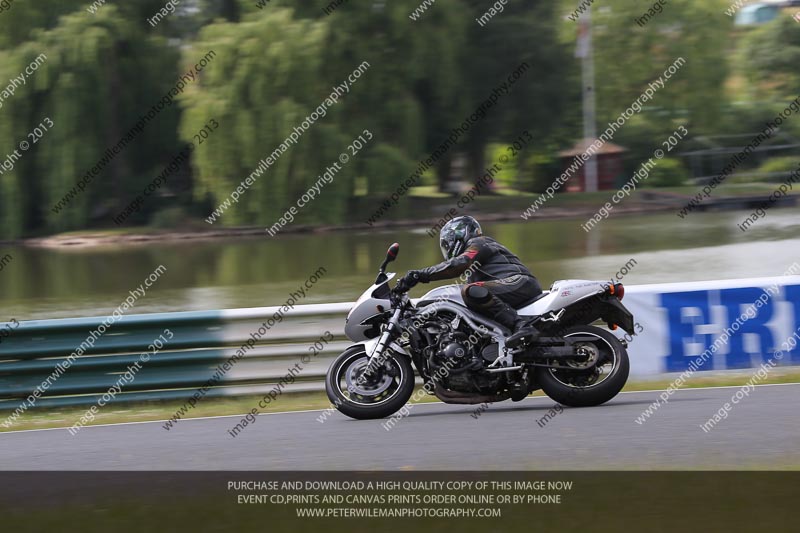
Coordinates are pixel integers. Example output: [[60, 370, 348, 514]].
[[396, 271, 422, 292]]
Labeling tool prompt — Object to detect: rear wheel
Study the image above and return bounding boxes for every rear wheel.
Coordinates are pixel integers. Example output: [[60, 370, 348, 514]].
[[535, 325, 629, 407], [325, 345, 415, 420]]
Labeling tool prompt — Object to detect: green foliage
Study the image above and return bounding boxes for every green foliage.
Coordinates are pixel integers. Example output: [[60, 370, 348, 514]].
[[611, 114, 671, 177], [181, 8, 332, 226], [527, 151, 562, 193], [149, 206, 190, 229], [460, 0, 574, 178], [0, 7, 179, 237], [362, 144, 416, 196], [0, 0, 84, 49], [320, 0, 468, 188], [486, 144, 516, 189], [0, 0, 792, 237], [591, 0, 731, 135], [754, 156, 800, 179], [718, 101, 786, 137], [642, 157, 690, 188], [740, 15, 800, 99]]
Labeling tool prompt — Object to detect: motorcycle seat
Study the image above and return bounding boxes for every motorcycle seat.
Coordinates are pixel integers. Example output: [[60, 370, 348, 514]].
[[515, 290, 549, 309]]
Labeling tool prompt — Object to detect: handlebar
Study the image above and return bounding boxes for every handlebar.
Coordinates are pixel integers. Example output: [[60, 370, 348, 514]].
[[389, 286, 410, 307]]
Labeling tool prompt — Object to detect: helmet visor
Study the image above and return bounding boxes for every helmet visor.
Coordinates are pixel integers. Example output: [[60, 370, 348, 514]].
[[439, 225, 465, 260], [439, 240, 452, 260]]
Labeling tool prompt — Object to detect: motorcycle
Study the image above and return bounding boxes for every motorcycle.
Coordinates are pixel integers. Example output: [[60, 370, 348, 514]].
[[325, 243, 635, 420]]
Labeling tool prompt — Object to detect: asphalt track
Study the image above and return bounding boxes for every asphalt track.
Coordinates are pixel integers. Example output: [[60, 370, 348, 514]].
[[1, 383, 798, 470]]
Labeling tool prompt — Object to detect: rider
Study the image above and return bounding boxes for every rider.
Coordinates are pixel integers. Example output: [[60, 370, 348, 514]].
[[396, 216, 541, 346]]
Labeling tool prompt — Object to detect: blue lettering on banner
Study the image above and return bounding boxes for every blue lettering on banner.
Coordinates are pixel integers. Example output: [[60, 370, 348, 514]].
[[718, 287, 774, 369], [661, 291, 713, 373], [786, 284, 800, 364], [659, 285, 800, 372]]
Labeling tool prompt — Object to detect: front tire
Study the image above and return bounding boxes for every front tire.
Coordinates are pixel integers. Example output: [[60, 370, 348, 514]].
[[535, 325, 629, 407], [325, 345, 415, 420]]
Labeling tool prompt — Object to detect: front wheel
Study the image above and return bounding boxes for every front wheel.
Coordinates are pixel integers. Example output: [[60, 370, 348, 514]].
[[325, 345, 415, 420], [535, 325, 629, 407]]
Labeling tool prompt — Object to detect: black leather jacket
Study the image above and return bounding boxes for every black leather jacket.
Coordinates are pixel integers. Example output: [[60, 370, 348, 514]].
[[416, 236, 534, 283]]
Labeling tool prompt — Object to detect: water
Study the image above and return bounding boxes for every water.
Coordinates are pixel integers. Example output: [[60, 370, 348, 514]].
[[1, 208, 798, 320]]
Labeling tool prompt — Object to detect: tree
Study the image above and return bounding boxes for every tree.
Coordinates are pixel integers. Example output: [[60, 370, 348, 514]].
[[587, 0, 732, 135], [0, 6, 181, 237], [740, 15, 800, 100], [183, 1, 472, 225], [320, 0, 468, 194], [181, 8, 350, 226], [459, 0, 574, 185], [0, 0, 84, 50]]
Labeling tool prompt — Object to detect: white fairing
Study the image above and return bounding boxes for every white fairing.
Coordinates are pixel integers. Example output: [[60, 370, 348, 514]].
[[344, 273, 396, 341], [419, 279, 609, 317], [519, 280, 608, 315]]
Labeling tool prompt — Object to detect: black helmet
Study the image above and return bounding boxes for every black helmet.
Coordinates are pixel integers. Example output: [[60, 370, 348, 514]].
[[439, 216, 482, 260]]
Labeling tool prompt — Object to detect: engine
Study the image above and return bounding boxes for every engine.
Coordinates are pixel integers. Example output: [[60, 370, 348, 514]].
[[420, 313, 502, 394]]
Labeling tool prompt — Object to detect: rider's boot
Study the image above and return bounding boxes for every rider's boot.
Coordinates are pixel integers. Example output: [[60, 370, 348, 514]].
[[489, 300, 540, 348]]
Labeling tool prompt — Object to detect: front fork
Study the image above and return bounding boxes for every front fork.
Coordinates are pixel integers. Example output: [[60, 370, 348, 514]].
[[368, 307, 403, 359], [363, 296, 408, 379]]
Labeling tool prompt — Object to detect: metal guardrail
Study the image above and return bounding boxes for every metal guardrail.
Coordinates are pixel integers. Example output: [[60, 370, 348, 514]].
[[7, 276, 798, 411], [0, 304, 354, 410]]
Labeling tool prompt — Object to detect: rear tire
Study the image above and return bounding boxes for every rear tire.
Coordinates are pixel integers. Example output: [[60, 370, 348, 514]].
[[325, 345, 415, 420], [535, 325, 629, 407]]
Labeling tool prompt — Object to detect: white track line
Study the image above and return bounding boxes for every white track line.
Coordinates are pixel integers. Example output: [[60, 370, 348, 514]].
[[1, 382, 798, 436]]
